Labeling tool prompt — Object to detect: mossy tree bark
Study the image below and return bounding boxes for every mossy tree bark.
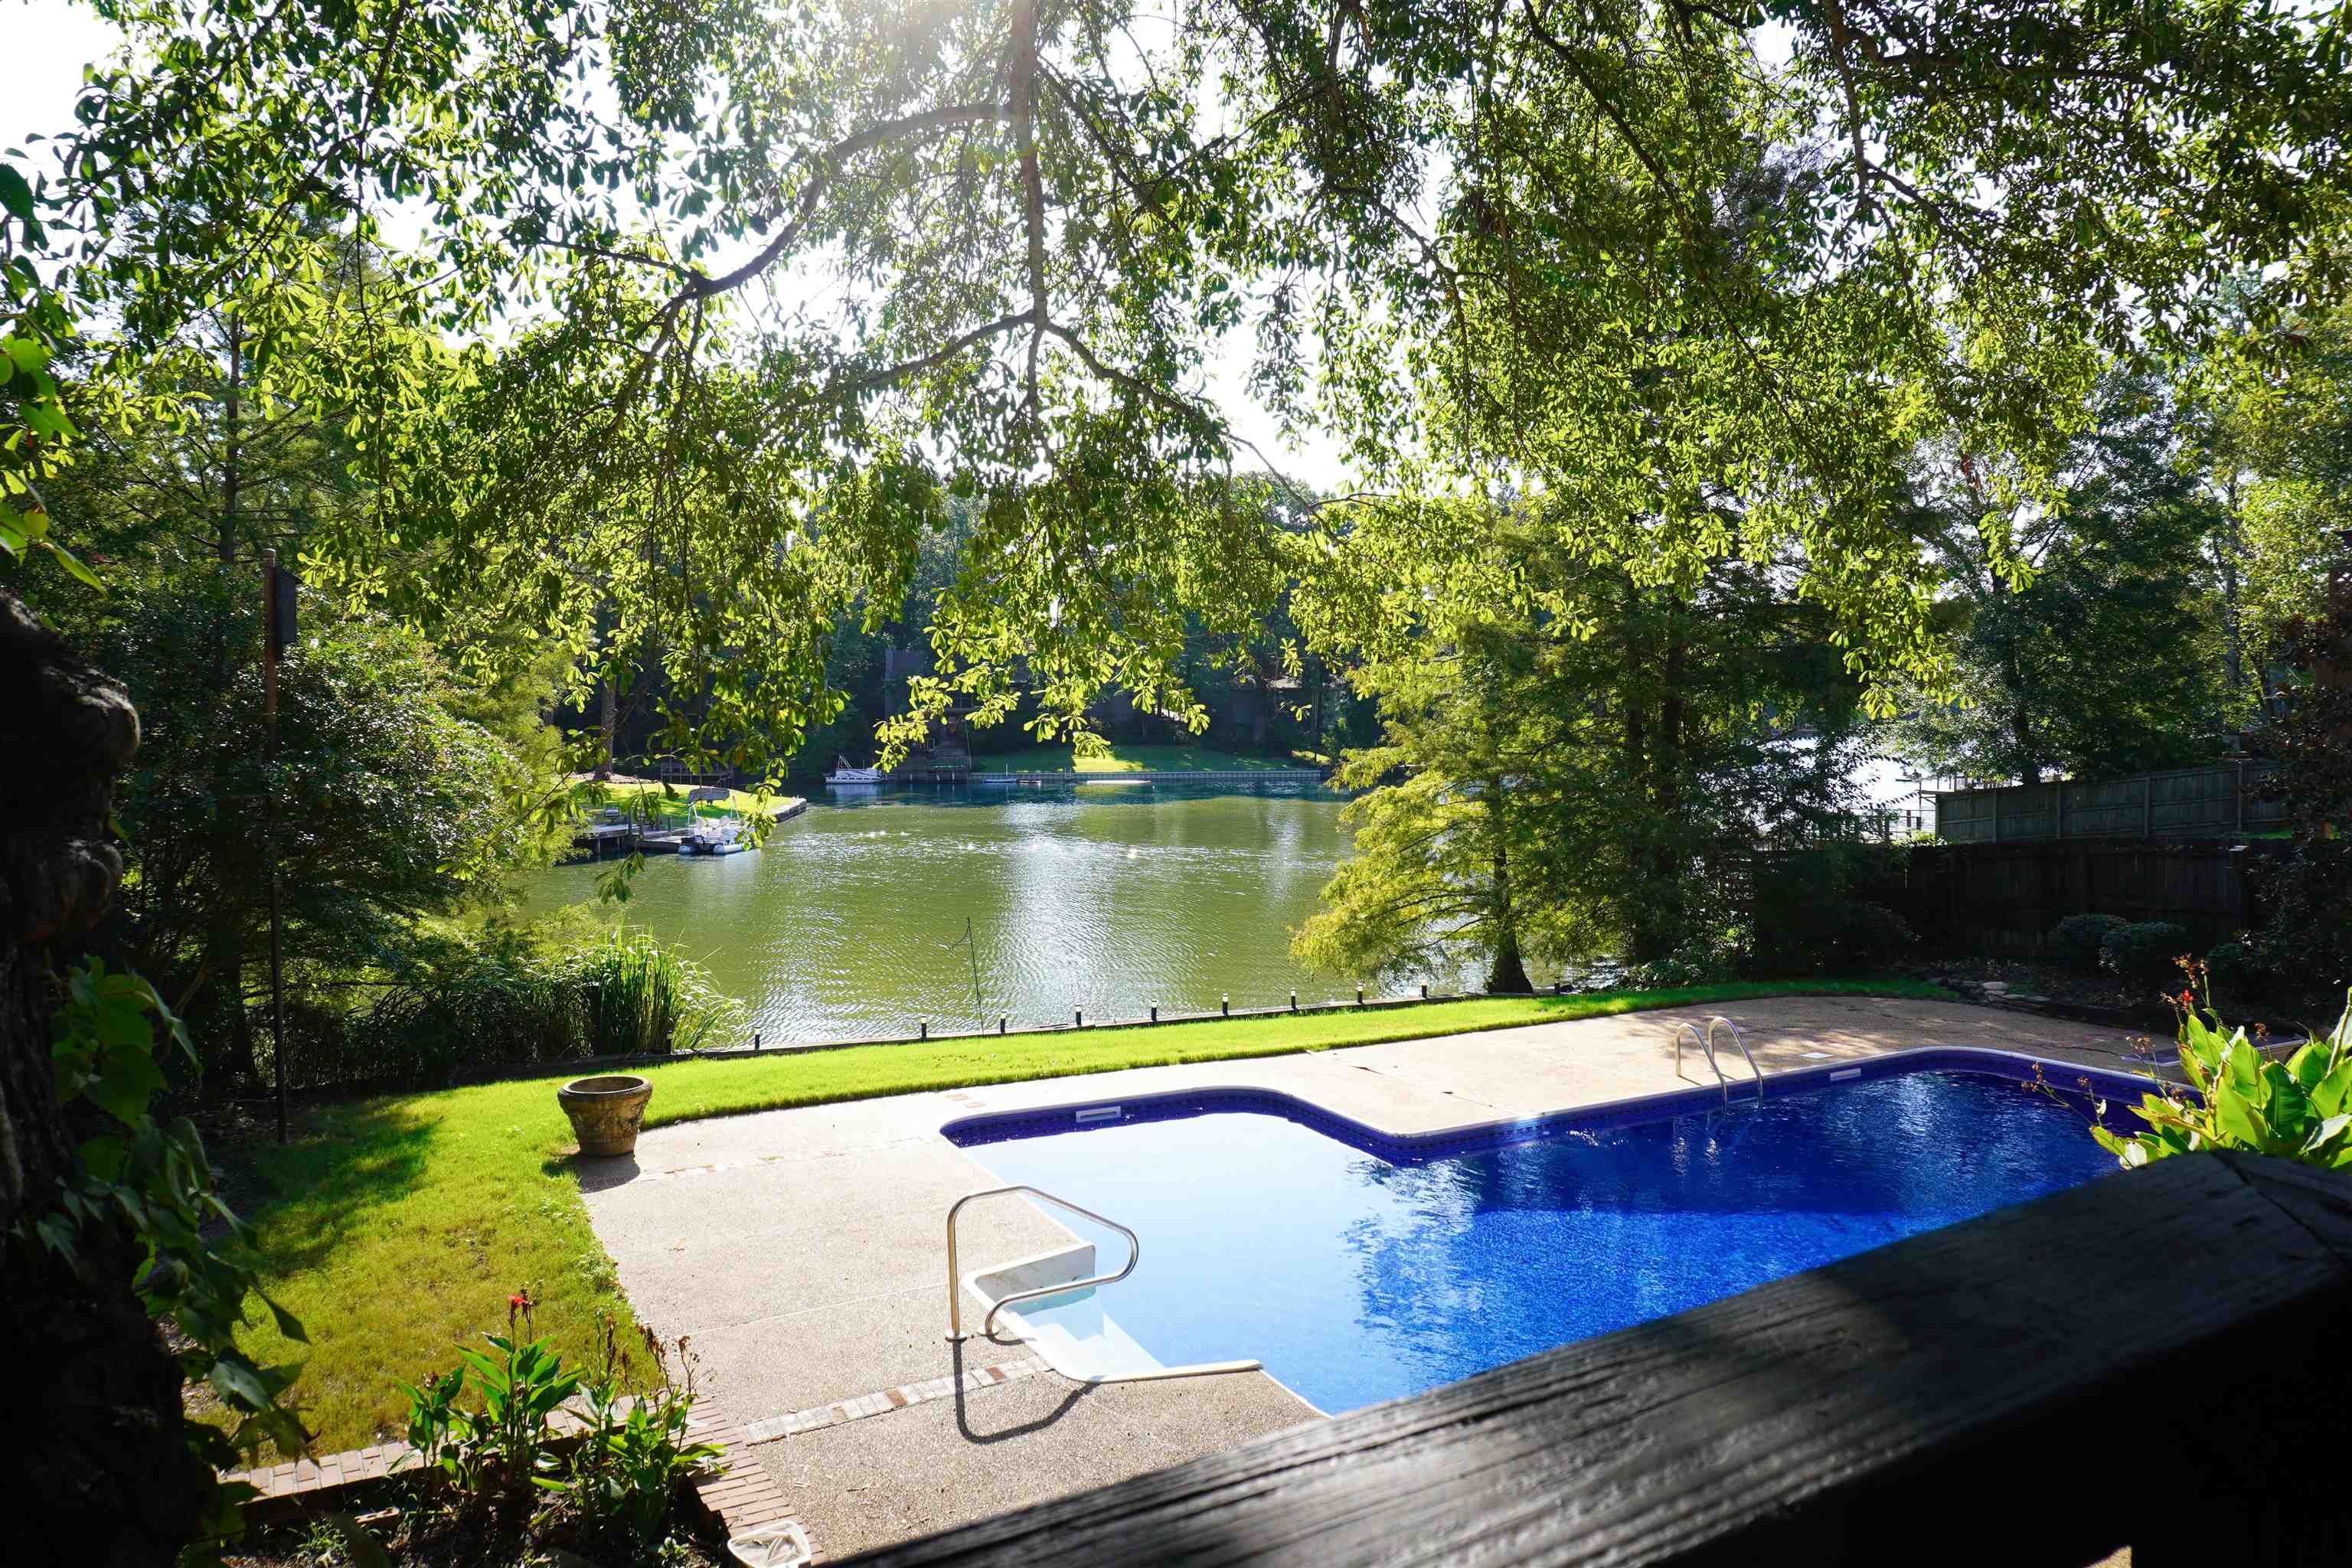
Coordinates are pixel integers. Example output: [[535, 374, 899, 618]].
[[0, 587, 207, 1563]]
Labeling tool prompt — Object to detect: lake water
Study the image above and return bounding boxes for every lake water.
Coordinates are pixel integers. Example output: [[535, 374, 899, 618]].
[[521, 784, 1481, 1044]]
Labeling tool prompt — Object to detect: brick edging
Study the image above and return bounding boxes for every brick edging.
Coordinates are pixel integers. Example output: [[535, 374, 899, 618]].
[[744, 1357, 1046, 1442], [683, 1396, 800, 1544]]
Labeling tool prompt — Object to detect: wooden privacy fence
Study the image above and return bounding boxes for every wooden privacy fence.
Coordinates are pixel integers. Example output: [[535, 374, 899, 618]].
[[1936, 762, 2283, 843], [1867, 840, 2271, 956], [848, 1153, 2352, 1568]]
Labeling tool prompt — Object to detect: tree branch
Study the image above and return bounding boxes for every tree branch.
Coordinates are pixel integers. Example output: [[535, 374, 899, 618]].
[[685, 103, 1014, 300]]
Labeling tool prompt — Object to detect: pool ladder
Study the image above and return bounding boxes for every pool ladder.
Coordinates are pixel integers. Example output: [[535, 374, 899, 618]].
[[1674, 1014, 1764, 1106], [945, 1184, 1139, 1342]]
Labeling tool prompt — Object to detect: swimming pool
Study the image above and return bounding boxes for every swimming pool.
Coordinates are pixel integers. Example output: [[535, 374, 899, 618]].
[[944, 1052, 2154, 1413]]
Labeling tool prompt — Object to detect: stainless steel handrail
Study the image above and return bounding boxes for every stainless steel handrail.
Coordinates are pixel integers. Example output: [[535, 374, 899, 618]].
[[1708, 1014, 1763, 1103], [1674, 1014, 1763, 1105], [946, 1184, 1140, 1343], [1673, 1020, 1727, 1102]]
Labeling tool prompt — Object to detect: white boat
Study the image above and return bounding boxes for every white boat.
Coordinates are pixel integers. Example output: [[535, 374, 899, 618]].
[[681, 818, 750, 856], [825, 755, 886, 786]]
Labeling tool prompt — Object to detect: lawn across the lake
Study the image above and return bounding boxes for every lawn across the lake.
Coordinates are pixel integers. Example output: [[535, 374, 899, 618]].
[[969, 741, 1310, 773], [569, 778, 805, 822], [232, 977, 1952, 1453]]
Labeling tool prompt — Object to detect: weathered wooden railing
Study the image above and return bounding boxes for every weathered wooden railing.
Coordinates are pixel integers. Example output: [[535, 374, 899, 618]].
[[847, 1152, 2352, 1567]]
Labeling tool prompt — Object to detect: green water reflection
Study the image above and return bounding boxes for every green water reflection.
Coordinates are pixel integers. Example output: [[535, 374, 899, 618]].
[[519, 783, 1446, 1043]]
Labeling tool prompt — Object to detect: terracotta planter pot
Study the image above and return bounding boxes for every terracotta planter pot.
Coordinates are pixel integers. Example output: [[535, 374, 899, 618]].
[[558, 1074, 654, 1157]]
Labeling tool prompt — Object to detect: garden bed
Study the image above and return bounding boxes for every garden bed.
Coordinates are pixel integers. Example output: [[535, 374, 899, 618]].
[[1909, 957, 2314, 1038]]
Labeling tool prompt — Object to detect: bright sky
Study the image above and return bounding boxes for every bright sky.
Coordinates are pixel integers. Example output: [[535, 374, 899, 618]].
[[2, 0, 1355, 489]]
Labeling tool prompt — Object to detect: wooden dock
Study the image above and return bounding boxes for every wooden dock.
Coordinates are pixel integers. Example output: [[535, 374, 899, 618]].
[[567, 795, 806, 860]]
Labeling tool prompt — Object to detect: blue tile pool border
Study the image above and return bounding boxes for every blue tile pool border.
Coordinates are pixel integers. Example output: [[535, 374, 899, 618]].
[[937, 1046, 2173, 1165]]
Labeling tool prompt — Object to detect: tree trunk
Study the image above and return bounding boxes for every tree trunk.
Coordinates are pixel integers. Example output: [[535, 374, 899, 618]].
[[1309, 666, 1326, 760], [596, 675, 616, 782], [1483, 779, 1533, 994], [1648, 614, 1687, 950], [2001, 647, 2041, 785], [221, 314, 243, 564], [0, 588, 208, 1563], [197, 921, 263, 1093], [2218, 470, 2249, 742]]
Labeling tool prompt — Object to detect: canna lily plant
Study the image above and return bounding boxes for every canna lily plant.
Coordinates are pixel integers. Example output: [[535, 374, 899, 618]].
[[2096, 974, 2352, 1171]]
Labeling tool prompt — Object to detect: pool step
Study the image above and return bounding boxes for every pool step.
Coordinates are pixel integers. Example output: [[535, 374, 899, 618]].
[[969, 1240, 1260, 1385]]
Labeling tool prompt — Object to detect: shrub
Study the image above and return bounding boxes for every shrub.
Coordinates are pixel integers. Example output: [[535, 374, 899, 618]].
[[344, 926, 745, 1087], [1834, 902, 1918, 971], [2048, 913, 2128, 972], [2250, 840, 2352, 1001], [1625, 930, 1743, 989], [397, 1291, 723, 1561], [2202, 939, 2272, 1002], [1740, 844, 1912, 977], [2100, 921, 2191, 993], [1744, 898, 1916, 977], [577, 930, 736, 1057], [2095, 989, 2352, 1170]]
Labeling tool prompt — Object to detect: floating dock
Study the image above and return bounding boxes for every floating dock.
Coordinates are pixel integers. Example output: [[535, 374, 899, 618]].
[[567, 796, 806, 860]]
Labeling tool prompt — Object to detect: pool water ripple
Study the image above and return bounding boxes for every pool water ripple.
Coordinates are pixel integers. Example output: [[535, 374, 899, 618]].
[[953, 1068, 2123, 1412]]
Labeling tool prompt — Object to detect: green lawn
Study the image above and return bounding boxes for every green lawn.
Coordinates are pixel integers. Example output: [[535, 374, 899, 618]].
[[569, 779, 805, 823], [231, 978, 1949, 1453], [969, 741, 1311, 773]]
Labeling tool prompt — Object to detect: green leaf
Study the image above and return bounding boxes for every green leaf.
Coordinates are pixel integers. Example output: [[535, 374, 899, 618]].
[[0, 162, 33, 222], [2304, 1113, 2351, 1161], [2214, 1086, 2269, 1149], [2313, 1059, 2352, 1119], [83, 1047, 167, 1125], [258, 1289, 308, 1344], [43, 539, 105, 590], [207, 1355, 281, 1413], [0, 335, 47, 374]]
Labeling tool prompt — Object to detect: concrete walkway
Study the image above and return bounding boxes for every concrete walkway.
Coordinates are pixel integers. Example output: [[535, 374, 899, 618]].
[[579, 996, 2148, 1559]]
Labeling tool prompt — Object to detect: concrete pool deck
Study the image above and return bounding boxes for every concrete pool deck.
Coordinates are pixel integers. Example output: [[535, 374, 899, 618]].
[[579, 995, 2156, 1559]]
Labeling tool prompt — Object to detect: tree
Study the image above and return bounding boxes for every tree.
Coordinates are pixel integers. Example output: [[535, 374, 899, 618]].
[[80, 578, 534, 1092], [15, 0, 2352, 759], [1888, 376, 2233, 783], [0, 589, 208, 1565], [2192, 306, 2352, 655], [1295, 507, 1877, 984], [2246, 587, 2352, 990], [1295, 619, 1555, 992]]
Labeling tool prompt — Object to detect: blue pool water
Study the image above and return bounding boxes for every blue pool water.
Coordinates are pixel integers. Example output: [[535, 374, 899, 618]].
[[949, 1065, 2128, 1412]]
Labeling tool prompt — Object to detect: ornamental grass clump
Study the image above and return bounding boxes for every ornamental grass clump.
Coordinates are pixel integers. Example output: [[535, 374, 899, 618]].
[[577, 930, 734, 1057], [2094, 962, 2352, 1171]]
